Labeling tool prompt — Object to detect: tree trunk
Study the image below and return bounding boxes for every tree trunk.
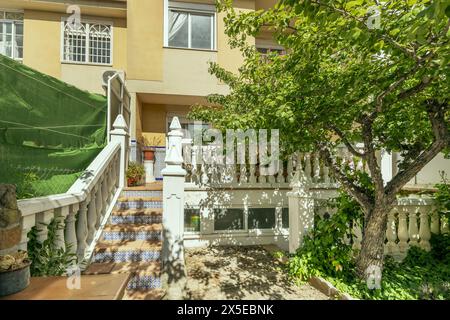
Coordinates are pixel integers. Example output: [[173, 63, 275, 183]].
[[356, 205, 389, 280]]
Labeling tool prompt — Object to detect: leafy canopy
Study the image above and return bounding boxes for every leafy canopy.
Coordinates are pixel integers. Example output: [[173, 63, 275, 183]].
[[191, 0, 450, 161]]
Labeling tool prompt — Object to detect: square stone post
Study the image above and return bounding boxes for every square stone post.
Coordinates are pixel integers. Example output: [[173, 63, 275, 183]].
[[287, 169, 314, 254], [161, 117, 187, 299], [110, 114, 129, 189]]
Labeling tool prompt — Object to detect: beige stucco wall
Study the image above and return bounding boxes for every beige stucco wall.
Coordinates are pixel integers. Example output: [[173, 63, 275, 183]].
[[23, 10, 61, 78], [217, 0, 256, 75], [23, 10, 126, 92], [126, 0, 163, 81]]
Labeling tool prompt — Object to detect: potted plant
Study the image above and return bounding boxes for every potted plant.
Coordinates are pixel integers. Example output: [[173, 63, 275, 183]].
[[142, 135, 164, 161], [126, 162, 145, 187], [143, 147, 156, 161], [0, 184, 30, 297]]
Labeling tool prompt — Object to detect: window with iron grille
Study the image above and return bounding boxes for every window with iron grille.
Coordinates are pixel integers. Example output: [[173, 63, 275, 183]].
[[0, 11, 23, 60], [62, 20, 112, 65]]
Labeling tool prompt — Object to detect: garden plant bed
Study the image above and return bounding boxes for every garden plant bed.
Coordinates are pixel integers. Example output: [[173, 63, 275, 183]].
[[184, 246, 328, 300]]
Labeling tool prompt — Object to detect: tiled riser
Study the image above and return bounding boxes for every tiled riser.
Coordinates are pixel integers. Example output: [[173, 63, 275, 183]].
[[93, 251, 160, 263], [115, 202, 163, 209], [103, 231, 162, 241], [122, 191, 163, 198], [110, 216, 162, 225], [127, 276, 162, 290]]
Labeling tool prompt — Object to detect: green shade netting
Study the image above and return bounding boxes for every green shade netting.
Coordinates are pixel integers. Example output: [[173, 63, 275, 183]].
[[0, 54, 107, 198]]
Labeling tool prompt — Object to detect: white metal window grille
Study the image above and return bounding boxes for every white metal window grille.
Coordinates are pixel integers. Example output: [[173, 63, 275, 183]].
[[0, 11, 23, 60], [63, 21, 112, 64]]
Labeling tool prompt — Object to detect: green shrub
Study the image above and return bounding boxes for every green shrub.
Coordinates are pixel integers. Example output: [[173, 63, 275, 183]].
[[27, 218, 77, 276]]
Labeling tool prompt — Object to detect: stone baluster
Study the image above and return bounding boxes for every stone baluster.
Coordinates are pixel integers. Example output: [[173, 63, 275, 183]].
[[86, 189, 97, 245], [114, 153, 120, 189], [287, 155, 294, 183], [385, 210, 399, 256], [20, 214, 36, 251], [313, 155, 321, 183], [397, 208, 409, 256], [201, 163, 209, 185], [64, 203, 79, 256], [249, 164, 257, 184], [408, 207, 419, 247], [95, 178, 104, 229], [240, 163, 247, 184], [277, 160, 284, 184], [304, 153, 312, 180], [323, 162, 330, 184], [76, 200, 89, 261], [36, 209, 54, 243], [419, 210, 431, 251], [54, 206, 69, 250], [430, 209, 440, 234], [101, 171, 109, 212], [352, 222, 362, 251]]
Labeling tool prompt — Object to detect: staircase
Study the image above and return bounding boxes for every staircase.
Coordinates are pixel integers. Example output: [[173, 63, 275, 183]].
[[84, 183, 165, 300]]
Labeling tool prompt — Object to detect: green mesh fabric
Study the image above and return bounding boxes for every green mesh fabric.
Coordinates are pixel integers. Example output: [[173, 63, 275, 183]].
[[0, 55, 107, 199]]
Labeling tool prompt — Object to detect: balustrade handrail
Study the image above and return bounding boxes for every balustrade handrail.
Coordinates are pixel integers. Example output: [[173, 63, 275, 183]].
[[18, 141, 121, 216]]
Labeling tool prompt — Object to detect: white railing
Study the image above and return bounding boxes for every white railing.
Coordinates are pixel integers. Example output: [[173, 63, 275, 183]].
[[107, 72, 131, 142], [182, 145, 366, 189], [351, 196, 448, 259], [17, 113, 129, 264], [18, 142, 121, 263]]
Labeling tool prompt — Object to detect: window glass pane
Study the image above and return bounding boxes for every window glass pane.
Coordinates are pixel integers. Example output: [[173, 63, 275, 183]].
[[14, 23, 23, 59], [168, 10, 188, 48], [191, 13, 212, 49], [282, 208, 289, 228], [214, 208, 244, 231], [248, 208, 276, 229], [185, 209, 201, 232]]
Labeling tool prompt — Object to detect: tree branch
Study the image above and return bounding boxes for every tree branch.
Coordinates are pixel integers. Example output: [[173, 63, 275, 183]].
[[361, 119, 384, 200], [385, 100, 450, 199], [330, 125, 366, 158], [319, 144, 374, 213]]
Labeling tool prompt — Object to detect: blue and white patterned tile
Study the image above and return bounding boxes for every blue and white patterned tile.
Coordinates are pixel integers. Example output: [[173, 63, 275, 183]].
[[126, 276, 162, 290], [103, 231, 162, 241], [110, 215, 162, 225], [121, 190, 163, 198], [93, 250, 161, 263], [115, 201, 163, 210]]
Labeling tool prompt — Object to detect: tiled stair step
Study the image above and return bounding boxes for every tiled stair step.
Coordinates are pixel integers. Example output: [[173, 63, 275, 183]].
[[102, 224, 163, 241], [92, 240, 161, 263], [84, 262, 162, 290], [123, 289, 166, 300], [121, 190, 163, 198], [115, 197, 163, 210], [110, 208, 163, 225]]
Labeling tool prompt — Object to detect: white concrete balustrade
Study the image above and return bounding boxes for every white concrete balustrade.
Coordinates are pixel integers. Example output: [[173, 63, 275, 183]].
[[350, 196, 448, 259], [182, 144, 366, 189], [17, 115, 129, 264]]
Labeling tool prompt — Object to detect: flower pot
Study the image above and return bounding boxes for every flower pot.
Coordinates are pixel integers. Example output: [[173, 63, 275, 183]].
[[127, 177, 137, 187], [0, 262, 30, 297], [143, 149, 155, 161]]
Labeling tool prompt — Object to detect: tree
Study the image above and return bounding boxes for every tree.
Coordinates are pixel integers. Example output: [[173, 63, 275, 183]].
[[190, 0, 450, 279]]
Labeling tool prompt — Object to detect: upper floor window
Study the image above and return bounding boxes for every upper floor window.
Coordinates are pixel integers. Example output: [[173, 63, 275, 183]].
[[0, 11, 23, 60], [165, 1, 216, 50], [62, 20, 112, 65]]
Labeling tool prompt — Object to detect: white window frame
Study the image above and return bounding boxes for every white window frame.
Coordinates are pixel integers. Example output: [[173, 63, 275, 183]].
[[60, 17, 113, 66], [0, 9, 24, 61], [164, 0, 217, 51]]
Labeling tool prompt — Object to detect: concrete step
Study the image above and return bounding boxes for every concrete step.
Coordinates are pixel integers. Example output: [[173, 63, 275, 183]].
[[84, 262, 162, 290], [110, 208, 163, 225], [115, 197, 163, 210], [92, 240, 161, 263], [102, 224, 162, 241], [122, 288, 166, 300], [121, 190, 163, 198]]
